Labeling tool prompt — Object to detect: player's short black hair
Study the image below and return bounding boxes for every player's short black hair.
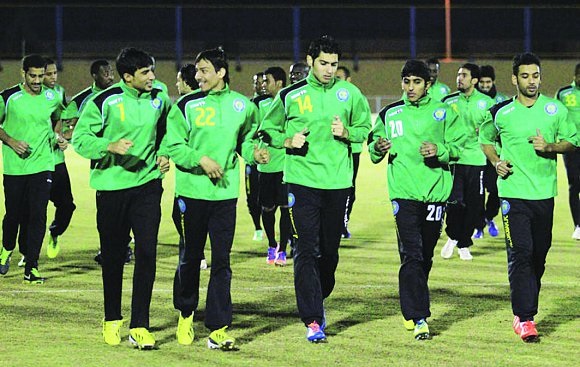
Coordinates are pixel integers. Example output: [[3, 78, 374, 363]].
[[480, 65, 496, 81], [179, 63, 197, 89], [574, 63, 580, 75], [307, 35, 341, 60], [195, 46, 229, 84], [264, 66, 287, 88], [401, 59, 430, 83], [90, 59, 110, 76], [337, 65, 351, 78], [116, 47, 153, 80], [425, 57, 440, 66], [44, 57, 56, 66], [512, 52, 541, 76], [22, 54, 46, 72], [460, 63, 480, 81]]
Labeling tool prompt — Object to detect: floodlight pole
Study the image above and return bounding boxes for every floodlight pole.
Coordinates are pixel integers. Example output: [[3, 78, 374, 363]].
[[443, 0, 452, 62]]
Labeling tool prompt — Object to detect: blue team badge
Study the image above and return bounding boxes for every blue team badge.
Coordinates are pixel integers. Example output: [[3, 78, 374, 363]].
[[233, 99, 246, 112], [501, 200, 510, 215], [392, 200, 399, 215], [245, 165, 252, 175], [433, 108, 446, 121], [477, 100, 488, 110], [287, 193, 296, 208], [440, 87, 447, 94], [45, 90, 55, 101], [151, 97, 162, 109], [544, 102, 558, 116], [178, 198, 187, 213], [336, 88, 350, 102]]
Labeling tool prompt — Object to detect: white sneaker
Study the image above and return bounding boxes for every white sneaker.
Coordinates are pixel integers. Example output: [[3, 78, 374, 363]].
[[458, 247, 473, 260], [200, 259, 208, 270], [441, 239, 457, 259], [572, 226, 580, 240], [17, 255, 26, 267]]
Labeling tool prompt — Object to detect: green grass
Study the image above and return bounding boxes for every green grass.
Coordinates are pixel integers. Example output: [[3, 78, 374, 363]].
[[0, 148, 578, 367]]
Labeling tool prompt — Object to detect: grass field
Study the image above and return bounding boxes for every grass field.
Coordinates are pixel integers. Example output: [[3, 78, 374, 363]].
[[0, 147, 578, 367]]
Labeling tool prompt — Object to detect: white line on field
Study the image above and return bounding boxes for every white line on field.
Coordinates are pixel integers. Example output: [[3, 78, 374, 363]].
[[0, 281, 576, 295]]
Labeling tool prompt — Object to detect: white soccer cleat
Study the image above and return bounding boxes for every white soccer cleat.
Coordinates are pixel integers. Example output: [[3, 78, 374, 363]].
[[440, 239, 457, 259], [572, 226, 580, 240], [458, 247, 473, 261]]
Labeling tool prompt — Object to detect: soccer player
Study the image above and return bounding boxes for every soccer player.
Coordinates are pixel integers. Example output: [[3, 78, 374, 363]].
[[256, 66, 291, 265], [260, 35, 372, 343], [480, 52, 576, 343], [245, 72, 267, 242], [335, 65, 359, 238], [426, 58, 451, 102], [473, 65, 510, 239], [288, 62, 310, 85], [368, 59, 465, 340], [555, 63, 580, 240], [72, 47, 171, 350], [0, 54, 65, 283], [167, 47, 268, 350], [440, 63, 494, 260]]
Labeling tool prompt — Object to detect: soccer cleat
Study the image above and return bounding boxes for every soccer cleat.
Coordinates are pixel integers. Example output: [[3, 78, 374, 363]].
[[102, 319, 124, 346], [18, 256, 26, 267], [513, 316, 539, 343], [275, 251, 287, 266], [253, 229, 264, 241], [306, 321, 327, 343], [176, 313, 194, 345], [403, 318, 415, 331], [125, 246, 133, 264], [440, 238, 457, 259], [413, 319, 430, 340], [94, 250, 102, 264], [572, 226, 580, 240], [46, 234, 60, 259], [200, 259, 208, 270], [341, 226, 351, 239], [458, 247, 473, 261], [472, 229, 483, 239], [487, 219, 499, 237], [23, 268, 45, 284], [129, 328, 156, 350], [266, 246, 277, 265], [207, 326, 236, 350], [0, 248, 13, 275]]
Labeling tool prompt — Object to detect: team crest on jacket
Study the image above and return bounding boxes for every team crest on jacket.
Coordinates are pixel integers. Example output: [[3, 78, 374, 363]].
[[287, 193, 296, 207], [151, 97, 162, 109], [178, 198, 187, 213], [501, 200, 510, 215], [433, 108, 446, 121], [45, 90, 55, 101], [233, 99, 246, 112], [336, 88, 349, 102], [544, 102, 558, 116], [477, 100, 488, 109], [391, 200, 399, 215]]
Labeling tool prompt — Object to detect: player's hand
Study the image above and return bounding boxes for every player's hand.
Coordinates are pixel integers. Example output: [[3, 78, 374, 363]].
[[9, 139, 30, 155], [495, 159, 513, 178], [287, 127, 308, 149], [156, 156, 170, 173], [528, 128, 549, 152], [374, 137, 391, 155], [57, 134, 68, 151], [199, 156, 223, 179], [107, 138, 133, 155], [331, 115, 348, 138], [253, 145, 270, 164], [420, 141, 438, 158]]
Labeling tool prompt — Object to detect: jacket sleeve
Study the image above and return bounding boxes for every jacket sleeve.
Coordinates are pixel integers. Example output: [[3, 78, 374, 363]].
[[166, 102, 203, 169], [238, 101, 259, 164], [346, 89, 372, 144], [478, 110, 499, 146], [260, 94, 288, 149], [155, 93, 172, 158], [368, 113, 388, 164], [72, 100, 112, 160], [439, 106, 467, 164]]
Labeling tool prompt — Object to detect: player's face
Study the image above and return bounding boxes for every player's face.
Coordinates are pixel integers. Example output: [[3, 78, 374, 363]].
[[457, 68, 476, 93], [478, 77, 494, 93], [195, 59, 225, 92], [43, 63, 57, 89], [265, 74, 279, 96], [22, 67, 45, 95], [176, 71, 192, 95], [307, 52, 339, 85], [125, 66, 154, 93], [94, 65, 114, 90], [335, 69, 347, 81], [402, 75, 430, 103], [513, 64, 541, 99], [428, 63, 439, 83], [289, 65, 308, 84], [253, 74, 267, 96]]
